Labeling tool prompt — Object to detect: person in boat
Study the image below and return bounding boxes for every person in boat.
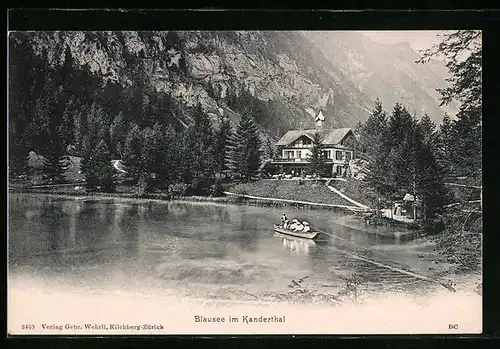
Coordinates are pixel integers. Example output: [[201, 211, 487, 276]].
[[302, 221, 311, 233], [294, 221, 304, 231], [282, 218, 290, 229], [289, 219, 299, 230], [280, 213, 288, 227]]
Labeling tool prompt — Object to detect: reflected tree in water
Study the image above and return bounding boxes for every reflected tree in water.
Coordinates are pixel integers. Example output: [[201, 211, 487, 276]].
[[119, 205, 140, 258], [236, 213, 260, 252], [40, 204, 63, 252]]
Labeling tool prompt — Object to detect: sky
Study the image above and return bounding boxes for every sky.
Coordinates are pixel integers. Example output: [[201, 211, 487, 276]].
[[358, 30, 450, 52]]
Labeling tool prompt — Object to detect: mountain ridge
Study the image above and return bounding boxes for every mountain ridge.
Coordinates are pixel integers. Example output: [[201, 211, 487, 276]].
[[14, 30, 453, 137]]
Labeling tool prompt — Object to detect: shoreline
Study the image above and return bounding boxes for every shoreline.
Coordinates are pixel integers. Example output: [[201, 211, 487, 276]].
[[9, 187, 422, 240], [9, 187, 369, 213]]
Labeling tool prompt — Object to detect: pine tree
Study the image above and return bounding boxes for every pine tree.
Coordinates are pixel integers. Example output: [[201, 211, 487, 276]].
[[214, 115, 232, 177], [307, 132, 327, 177], [263, 137, 275, 161], [179, 127, 196, 186], [419, 113, 437, 148], [451, 109, 482, 177], [385, 102, 409, 150], [139, 127, 156, 192], [366, 143, 398, 203], [436, 113, 454, 175], [360, 99, 393, 208], [60, 97, 77, 148], [227, 112, 262, 182], [73, 102, 89, 156], [43, 125, 69, 183], [415, 133, 449, 222], [358, 98, 387, 161], [159, 124, 180, 190], [84, 139, 115, 192], [183, 104, 216, 193], [61, 44, 74, 87], [386, 104, 417, 191], [80, 102, 110, 183], [110, 111, 129, 159], [122, 124, 144, 183], [34, 76, 70, 183]]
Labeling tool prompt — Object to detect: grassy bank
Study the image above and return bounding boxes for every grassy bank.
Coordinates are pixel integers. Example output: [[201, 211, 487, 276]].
[[12, 184, 242, 205], [13, 185, 358, 212], [328, 179, 374, 207], [229, 180, 355, 207]]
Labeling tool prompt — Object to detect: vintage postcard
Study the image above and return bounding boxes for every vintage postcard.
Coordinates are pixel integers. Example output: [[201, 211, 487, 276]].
[[8, 27, 482, 335]]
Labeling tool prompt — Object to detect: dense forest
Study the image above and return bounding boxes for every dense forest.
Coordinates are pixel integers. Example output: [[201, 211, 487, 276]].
[[356, 31, 482, 212], [8, 32, 263, 196], [354, 31, 482, 270]]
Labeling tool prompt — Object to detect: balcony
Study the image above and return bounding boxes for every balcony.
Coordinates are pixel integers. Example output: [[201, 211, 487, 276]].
[[272, 158, 334, 163], [273, 158, 308, 163]]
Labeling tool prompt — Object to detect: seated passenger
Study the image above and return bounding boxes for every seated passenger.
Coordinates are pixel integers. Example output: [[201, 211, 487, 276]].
[[281, 213, 288, 225], [303, 225, 311, 233], [295, 223, 304, 231]]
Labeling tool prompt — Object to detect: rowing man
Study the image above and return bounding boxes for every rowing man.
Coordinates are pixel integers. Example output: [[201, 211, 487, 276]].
[[281, 213, 288, 227]]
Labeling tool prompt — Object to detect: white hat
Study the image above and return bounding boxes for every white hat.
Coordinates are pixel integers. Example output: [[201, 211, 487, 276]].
[[303, 221, 309, 225]]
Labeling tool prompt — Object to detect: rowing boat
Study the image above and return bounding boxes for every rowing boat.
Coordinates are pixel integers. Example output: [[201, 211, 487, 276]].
[[273, 224, 320, 240]]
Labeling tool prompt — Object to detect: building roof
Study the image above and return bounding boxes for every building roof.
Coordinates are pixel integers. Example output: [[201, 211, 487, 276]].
[[274, 129, 317, 146], [275, 127, 353, 147], [322, 128, 353, 145]]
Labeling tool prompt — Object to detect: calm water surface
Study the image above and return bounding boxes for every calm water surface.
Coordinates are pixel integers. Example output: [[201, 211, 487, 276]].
[[8, 194, 444, 300]]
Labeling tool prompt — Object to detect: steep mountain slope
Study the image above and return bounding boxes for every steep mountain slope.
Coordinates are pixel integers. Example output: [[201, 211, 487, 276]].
[[22, 31, 374, 136], [302, 31, 457, 123], [18, 30, 452, 137]]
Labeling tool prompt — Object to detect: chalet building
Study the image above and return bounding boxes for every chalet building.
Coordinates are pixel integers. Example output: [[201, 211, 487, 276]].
[[271, 111, 358, 177]]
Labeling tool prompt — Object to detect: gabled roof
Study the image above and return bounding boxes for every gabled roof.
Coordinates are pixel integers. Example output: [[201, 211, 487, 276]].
[[322, 128, 353, 145], [275, 127, 353, 147], [275, 129, 317, 146]]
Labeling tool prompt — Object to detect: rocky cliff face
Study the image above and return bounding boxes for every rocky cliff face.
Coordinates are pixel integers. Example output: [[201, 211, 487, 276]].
[[302, 31, 457, 123], [25, 30, 452, 137]]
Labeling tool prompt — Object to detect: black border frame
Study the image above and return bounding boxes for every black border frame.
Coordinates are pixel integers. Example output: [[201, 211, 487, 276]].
[[5, 7, 500, 348]]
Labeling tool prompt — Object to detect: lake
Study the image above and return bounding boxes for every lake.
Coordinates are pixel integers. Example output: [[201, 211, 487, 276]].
[[8, 193, 450, 302]]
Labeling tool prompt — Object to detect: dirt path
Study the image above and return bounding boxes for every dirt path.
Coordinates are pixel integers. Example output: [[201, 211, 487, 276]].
[[326, 185, 371, 210]]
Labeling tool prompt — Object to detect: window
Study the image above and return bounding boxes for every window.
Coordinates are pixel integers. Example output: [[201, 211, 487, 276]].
[[335, 151, 343, 160], [285, 151, 294, 159], [322, 150, 331, 159], [345, 151, 351, 161], [297, 151, 302, 159], [303, 137, 312, 145], [336, 165, 343, 175]]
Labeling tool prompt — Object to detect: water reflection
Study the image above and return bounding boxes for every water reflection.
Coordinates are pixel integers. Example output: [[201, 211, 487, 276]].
[[119, 204, 140, 258], [277, 234, 315, 257], [8, 194, 432, 295]]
